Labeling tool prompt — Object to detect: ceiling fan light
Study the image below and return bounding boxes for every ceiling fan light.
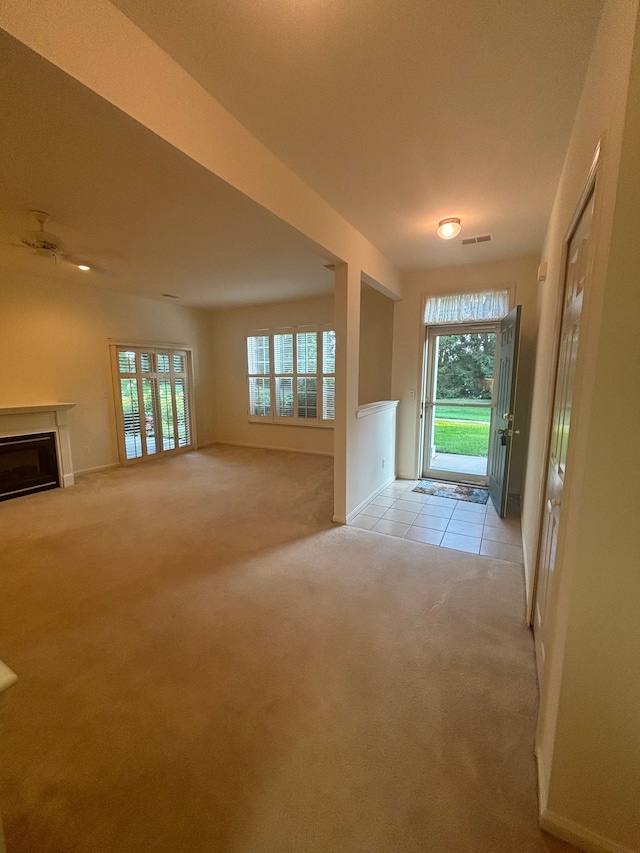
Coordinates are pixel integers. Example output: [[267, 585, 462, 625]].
[[437, 218, 462, 239]]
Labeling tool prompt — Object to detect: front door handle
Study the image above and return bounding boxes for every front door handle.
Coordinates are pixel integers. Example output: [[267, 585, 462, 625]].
[[498, 427, 520, 445]]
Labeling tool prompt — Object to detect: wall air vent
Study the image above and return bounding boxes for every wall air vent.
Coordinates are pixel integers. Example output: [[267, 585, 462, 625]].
[[462, 234, 493, 245]]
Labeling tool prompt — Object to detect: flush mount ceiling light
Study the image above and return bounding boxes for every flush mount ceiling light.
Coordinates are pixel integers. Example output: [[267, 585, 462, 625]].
[[437, 218, 462, 240], [77, 264, 91, 271]]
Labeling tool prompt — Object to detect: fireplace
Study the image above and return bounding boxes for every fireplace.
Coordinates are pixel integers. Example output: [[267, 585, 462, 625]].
[[0, 404, 76, 497], [0, 432, 60, 501]]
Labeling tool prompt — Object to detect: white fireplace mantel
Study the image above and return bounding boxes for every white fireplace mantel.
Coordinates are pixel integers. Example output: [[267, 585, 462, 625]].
[[0, 403, 76, 487]]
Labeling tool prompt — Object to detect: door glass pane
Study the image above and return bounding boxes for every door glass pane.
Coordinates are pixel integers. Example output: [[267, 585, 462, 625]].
[[120, 378, 142, 459], [275, 377, 294, 417], [158, 379, 175, 449], [175, 379, 190, 447], [434, 333, 495, 401], [297, 377, 317, 418], [142, 378, 157, 455]]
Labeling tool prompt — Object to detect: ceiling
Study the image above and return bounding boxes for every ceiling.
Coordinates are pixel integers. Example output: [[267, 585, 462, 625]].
[[0, 1, 604, 308]]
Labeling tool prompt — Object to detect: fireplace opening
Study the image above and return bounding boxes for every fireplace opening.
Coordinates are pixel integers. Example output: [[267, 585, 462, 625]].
[[0, 432, 60, 501]]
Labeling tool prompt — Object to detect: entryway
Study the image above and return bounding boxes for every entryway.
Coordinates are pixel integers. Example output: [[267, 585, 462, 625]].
[[420, 297, 522, 518], [350, 478, 523, 562]]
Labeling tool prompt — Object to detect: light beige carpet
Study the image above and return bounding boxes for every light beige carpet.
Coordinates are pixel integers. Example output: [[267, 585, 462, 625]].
[[0, 445, 577, 852]]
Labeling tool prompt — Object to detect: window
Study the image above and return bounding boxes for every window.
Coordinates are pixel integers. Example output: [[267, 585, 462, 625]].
[[111, 344, 194, 462], [246, 326, 335, 425]]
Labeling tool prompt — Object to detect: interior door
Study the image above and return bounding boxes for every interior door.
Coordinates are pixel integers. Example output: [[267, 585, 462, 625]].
[[487, 306, 522, 517], [533, 190, 594, 686]]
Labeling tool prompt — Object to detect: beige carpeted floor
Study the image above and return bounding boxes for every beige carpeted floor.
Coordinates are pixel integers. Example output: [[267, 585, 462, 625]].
[[0, 445, 578, 853]]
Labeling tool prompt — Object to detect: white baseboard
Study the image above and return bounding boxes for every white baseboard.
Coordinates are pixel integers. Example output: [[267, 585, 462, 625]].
[[340, 474, 397, 525], [540, 809, 636, 853], [537, 749, 635, 853], [212, 441, 333, 458], [74, 462, 120, 478]]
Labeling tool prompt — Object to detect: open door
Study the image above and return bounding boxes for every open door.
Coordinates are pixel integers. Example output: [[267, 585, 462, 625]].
[[487, 306, 522, 517]]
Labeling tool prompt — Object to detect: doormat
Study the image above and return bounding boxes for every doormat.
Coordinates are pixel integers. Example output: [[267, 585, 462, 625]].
[[413, 480, 490, 504]]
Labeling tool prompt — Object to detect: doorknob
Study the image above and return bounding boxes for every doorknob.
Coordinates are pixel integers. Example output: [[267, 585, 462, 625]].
[[497, 428, 520, 436]]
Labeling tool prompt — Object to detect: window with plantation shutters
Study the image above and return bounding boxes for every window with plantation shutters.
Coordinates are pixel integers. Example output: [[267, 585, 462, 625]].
[[246, 326, 335, 425], [111, 344, 194, 463]]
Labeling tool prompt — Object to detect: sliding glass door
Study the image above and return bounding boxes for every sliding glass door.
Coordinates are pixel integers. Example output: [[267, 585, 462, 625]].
[[112, 345, 194, 463]]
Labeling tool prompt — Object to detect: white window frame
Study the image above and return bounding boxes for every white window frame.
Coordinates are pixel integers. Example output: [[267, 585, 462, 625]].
[[246, 325, 335, 428]]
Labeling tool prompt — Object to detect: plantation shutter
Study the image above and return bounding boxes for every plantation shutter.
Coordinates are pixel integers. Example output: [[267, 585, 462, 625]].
[[322, 328, 336, 420], [246, 326, 335, 424]]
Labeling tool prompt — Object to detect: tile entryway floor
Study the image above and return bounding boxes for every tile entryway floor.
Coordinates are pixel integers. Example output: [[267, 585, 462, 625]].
[[350, 479, 523, 563]]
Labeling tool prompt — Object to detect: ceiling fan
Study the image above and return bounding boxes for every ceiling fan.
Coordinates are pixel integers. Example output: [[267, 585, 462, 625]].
[[7, 210, 92, 270]]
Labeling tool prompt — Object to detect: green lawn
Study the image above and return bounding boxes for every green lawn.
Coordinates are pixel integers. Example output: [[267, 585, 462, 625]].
[[434, 420, 489, 456], [435, 402, 491, 423]]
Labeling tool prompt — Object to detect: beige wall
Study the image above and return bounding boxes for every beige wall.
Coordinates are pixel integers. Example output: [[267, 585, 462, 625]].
[[0, 268, 216, 473], [523, 2, 640, 850], [393, 256, 539, 493], [359, 283, 394, 405], [210, 295, 334, 456]]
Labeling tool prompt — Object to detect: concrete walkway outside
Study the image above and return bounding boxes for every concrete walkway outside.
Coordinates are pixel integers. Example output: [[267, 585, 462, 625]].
[[429, 451, 488, 476]]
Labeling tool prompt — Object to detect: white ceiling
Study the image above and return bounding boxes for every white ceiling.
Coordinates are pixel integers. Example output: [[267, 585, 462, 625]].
[[0, 1, 604, 308]]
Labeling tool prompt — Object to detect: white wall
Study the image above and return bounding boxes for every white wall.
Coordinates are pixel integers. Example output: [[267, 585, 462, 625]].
[[359, 284, 394, 405], [0, 267, 216, 473], [342, 402, 397, 522], [523, 2, 640, 850], [210, 296, 334, 456], [392, 256, 539, 492]]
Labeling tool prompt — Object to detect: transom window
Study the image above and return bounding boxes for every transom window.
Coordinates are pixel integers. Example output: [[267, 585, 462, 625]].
[[246, 326, 335, 425]]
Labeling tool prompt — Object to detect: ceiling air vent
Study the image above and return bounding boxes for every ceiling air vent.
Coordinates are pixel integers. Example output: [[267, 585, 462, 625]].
[[462, 234, 493, 245]]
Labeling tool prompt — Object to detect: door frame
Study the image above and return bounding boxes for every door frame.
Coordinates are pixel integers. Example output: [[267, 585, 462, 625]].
[[109, 339, 197, 466], [527, 144, 600, 628], [420, 321, 500, 486]]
